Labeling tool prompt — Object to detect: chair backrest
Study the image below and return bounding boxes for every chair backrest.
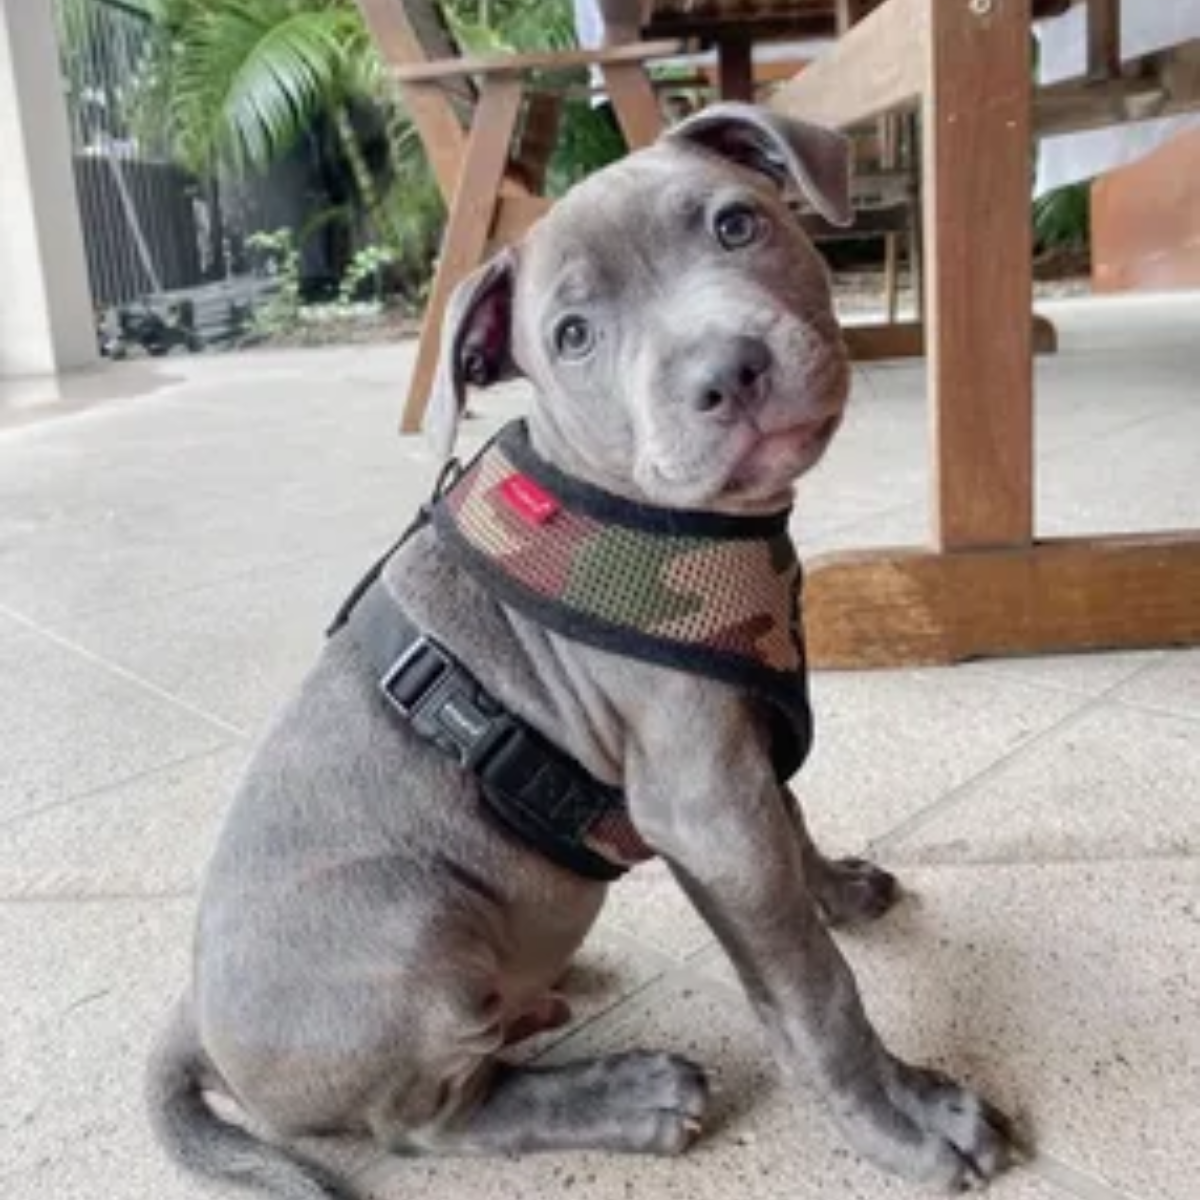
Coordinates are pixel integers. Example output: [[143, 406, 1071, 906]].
[[356, 0, 472, 196], [397, 0, 478, 110]]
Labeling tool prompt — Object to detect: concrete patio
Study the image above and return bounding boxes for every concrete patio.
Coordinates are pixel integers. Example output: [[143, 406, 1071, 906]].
[[2, 292, 1198, 1200]]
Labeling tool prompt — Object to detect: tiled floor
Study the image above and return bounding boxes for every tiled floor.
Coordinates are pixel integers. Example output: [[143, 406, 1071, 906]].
[[1, 293, 1197, 1200]]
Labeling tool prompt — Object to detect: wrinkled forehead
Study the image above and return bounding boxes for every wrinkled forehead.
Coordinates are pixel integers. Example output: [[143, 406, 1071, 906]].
[[517, 145, 778, 302]]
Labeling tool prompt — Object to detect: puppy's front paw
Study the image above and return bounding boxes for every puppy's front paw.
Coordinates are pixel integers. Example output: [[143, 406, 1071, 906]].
[[892, 1062, 1016, 1188], [840, 1059, 1017, 1190], [814, 857, 900, 928], [597, 1051, 710, 1156]]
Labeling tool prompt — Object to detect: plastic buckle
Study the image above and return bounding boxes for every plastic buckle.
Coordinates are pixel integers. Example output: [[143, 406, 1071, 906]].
[[379, 636, 453, 719], [380, 637, 509, 768]]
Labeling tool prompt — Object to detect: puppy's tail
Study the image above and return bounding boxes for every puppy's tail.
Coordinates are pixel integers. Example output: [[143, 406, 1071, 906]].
[[146, 998, 358, 1200]]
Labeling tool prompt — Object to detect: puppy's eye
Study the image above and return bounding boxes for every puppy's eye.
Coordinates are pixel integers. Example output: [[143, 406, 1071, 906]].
[[714, 205, 762, 250], [554, 316, 594, 359]]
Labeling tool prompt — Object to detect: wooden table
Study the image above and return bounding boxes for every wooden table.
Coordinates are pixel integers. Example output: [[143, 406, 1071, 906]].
[[599, 0, 862, 100], [770, 0, 1200, 668], [600, 2, 1078, 101]]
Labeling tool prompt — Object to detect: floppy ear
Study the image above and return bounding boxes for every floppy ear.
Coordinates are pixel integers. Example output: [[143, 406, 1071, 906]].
[[425, 249, 518, 460], [666, 103, 853, 228]]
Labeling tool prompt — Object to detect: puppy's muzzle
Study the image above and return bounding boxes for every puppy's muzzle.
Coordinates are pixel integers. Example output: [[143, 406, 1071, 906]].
[[684, 335, 772, 416]]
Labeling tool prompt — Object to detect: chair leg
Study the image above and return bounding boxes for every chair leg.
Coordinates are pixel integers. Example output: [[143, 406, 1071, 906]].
[[602, 61, 664, 147], [906, 114, 926, 319], [512, 92, 563, 194], [401, 76, 525, 434], [880, 112, 900, 322], [883, 233, 901, 322]]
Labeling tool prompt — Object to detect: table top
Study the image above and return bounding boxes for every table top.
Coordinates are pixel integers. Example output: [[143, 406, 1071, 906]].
[[640, 0, 1074, 34]]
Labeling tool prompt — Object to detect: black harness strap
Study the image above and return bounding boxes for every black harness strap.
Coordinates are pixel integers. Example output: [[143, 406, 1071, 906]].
[[326, 455, 465, 639], [326, 430, 810, 884], [335, 579, 633, 882]]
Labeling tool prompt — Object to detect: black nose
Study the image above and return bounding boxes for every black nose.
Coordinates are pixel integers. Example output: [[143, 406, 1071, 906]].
[[689, 336, 772, 414]]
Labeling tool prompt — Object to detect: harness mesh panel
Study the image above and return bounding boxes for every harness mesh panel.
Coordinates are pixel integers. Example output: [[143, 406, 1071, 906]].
[[442, 441, 805, 678]]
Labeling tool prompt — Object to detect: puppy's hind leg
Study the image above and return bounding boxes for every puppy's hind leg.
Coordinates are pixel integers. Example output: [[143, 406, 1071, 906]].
[[783, 789, 900, 928], [399, 1053, 710, 1158]]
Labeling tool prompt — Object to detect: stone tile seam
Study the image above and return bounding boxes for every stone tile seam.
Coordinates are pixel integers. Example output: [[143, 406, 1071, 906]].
[[867, 698, 1106, 856], [524, 944, 680, 1064], [0, 602, 247, 738], [957, 657, 1167, 701], [1035, 394, 1198, 463], [21, 842, 1197, 909], [659, 950, 750, 1013], [348, 1150, 1156, 1200], [1103, 694, 1200, 727], [530, 946, 754, 1057], [795, 497, 922, 546], [0, 531, 384, 628], [0, 884, 196, 906], [960, 658, 1200, 727], [521, 950, 1157, 1200], [879, 848, 1200, 872], [798, 388, 1195, 551], [867, 645, 1199, 856], [0, 744, 241, 837], [1031, 1152, 1147, 1200]]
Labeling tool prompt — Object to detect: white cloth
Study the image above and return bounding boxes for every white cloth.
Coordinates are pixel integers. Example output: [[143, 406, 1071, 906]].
[[1034, 0, 1200, 196], [574, 0, 605, 50]]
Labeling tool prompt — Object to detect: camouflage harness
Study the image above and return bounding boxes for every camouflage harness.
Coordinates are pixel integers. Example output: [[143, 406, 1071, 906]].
[[333, 420, 812, 882]]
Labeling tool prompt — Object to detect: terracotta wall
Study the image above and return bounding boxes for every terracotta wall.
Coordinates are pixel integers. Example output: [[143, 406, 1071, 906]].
[[1091, 126, 1200, 293]]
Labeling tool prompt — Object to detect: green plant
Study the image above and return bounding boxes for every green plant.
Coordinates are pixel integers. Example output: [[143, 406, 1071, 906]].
[[1034, 181, 1091, 251], [127, 0, 637, 310], [246, 227, 302, 334], [132, 0, 414, 246], [445, 0, 626, 196], [136, 0, 357, 169], [447, 0, 576, 53], [547, 100, 627, 194], [338, 243, 397, 306]]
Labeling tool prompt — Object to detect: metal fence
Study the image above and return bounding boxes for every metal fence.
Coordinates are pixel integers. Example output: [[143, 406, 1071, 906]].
[[56, 0, 203, 307], [53, 0, 313, 315]]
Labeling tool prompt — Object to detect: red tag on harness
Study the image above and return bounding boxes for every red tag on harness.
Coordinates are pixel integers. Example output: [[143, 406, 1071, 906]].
[[499, 473, 560, 525]]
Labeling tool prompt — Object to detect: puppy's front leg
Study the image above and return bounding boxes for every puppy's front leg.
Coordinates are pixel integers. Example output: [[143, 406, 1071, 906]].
[[626, 697, 1013, 1189]]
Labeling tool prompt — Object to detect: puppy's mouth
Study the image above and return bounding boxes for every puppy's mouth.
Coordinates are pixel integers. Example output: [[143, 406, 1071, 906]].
[[760, 413, 841, 455], [731, 411, 843, 488]]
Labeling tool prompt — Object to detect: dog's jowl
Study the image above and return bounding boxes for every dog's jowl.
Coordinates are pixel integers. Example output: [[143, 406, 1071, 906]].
[[147, 104, 1015, 1198]]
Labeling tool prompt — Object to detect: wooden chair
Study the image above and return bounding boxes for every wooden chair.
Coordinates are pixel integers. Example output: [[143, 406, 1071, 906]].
[[770, 0, 1200, 668], [355, 0, 684, 431], [1033, 0, 1200, 138]]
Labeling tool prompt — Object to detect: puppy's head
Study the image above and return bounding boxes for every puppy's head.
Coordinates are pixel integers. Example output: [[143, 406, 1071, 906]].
[[427, 104, 852, 513]]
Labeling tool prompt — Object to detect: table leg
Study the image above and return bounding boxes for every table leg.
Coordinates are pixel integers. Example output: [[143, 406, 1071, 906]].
[[718, 36, 755, 102], [602, 62, 663, 148]]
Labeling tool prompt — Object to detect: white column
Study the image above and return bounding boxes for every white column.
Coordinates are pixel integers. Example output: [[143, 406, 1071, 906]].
[[0, 0, 97, 378]]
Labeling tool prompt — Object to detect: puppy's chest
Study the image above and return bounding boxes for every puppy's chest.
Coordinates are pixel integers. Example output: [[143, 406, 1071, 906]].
[[350, 423, 814, 881]]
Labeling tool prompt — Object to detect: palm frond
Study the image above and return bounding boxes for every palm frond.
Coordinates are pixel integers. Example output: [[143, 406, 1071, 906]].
[[167, 1, 362, 173]]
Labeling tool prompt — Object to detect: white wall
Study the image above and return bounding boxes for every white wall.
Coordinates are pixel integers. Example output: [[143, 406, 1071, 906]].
[[0, 0, 97, 378]]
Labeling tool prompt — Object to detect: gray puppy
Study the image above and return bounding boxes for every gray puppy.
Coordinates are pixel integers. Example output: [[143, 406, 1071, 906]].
[[148, 103, 1014, 1198]]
